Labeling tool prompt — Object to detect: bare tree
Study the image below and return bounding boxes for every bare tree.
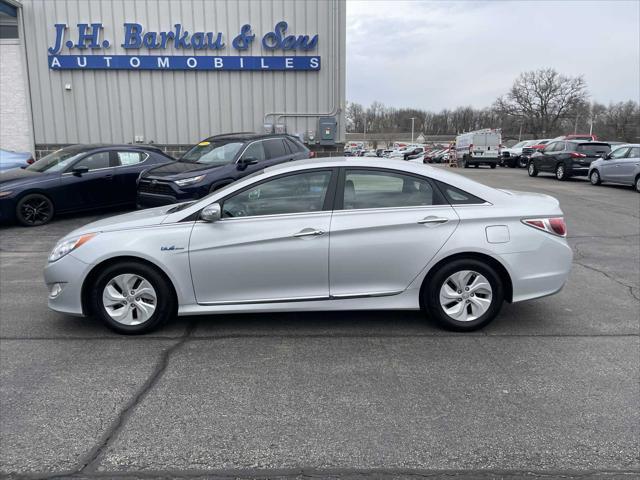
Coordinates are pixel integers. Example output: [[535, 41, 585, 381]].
[[494, 68, 589, 137]]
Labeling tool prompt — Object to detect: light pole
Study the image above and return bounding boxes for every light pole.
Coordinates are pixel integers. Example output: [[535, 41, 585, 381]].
[[410, 117, 416, 143]]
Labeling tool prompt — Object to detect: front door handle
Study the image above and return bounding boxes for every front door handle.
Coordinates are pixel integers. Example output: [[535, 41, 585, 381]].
[[418, 216, 449, 225], [293, 228, 325, 238]]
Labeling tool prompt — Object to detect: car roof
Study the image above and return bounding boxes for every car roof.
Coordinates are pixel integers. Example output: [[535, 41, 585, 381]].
[[202, 133, 301, 142], [57, 144, 166, 153]]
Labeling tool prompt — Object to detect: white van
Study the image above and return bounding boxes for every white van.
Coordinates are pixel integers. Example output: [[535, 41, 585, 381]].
[[455, 129, 502, 168]]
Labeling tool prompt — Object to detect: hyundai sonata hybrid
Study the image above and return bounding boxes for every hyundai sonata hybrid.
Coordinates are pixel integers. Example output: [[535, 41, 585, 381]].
[[44, 158, 572, 334]]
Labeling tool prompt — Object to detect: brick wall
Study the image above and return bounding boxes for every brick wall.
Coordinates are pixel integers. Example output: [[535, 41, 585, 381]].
[[0, 41, 32, 153]]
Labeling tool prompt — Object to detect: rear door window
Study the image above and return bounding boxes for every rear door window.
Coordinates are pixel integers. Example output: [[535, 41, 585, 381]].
[[341, 169, 441, 210], [284, 138, 302, 154], [116, 151, 147, 166], [434, 180, 486, 205], [263, 138, 288, 159]]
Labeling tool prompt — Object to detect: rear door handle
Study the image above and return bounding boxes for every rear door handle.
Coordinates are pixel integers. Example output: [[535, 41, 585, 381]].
[[293, 228, 325, 238], [418, 216, 449, 225]]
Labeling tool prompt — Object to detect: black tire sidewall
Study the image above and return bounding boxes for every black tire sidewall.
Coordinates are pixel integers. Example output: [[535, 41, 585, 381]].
[[528, 161, 538, 176], [16, 193, 54, 226], [90, 261, 175, 334], [425, 259, 504, 331], [590, 170, 601, 185]]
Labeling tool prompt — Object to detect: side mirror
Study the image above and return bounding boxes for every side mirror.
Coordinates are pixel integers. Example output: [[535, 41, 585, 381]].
[[72, 166, 89, 176], [602, 153, 611, 160], [237, 157, 258, 171], [200, 203, 221, 223]]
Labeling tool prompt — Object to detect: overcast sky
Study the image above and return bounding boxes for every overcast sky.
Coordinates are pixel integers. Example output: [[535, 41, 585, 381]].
[[346, 0, 640, 110]]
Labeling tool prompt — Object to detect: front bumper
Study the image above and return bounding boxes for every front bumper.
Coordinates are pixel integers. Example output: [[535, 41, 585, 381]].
[[43, 253, 92, 316]]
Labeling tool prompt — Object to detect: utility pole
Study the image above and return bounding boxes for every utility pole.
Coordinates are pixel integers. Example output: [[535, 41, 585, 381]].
[[363, 113, 367, 148], [410, 117, 416, 143]]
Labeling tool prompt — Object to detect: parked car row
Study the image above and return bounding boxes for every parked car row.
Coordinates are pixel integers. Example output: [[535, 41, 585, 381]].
[[0, 133, 313, 226], [526, 141, 639, 192]]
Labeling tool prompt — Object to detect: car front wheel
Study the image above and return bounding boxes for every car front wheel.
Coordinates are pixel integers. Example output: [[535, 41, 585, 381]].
[[635, 176, 640, 193], [424, 259, 504, 331], [16, 193, 54, 226], [590, 170, 601, 185], [90, 261, 176, 334]]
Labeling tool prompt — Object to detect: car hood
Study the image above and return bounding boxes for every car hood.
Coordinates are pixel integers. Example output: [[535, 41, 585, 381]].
[[0, 168, 51, 187], [66, 205, 178, 237], [143, 160, 227, 181]]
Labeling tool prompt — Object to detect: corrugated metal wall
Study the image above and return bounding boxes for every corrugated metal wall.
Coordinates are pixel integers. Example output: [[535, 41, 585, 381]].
[[21, 0, 345, 146]]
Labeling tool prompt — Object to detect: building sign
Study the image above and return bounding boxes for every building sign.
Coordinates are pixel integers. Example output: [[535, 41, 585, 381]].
[[47, 21, 320, 71]]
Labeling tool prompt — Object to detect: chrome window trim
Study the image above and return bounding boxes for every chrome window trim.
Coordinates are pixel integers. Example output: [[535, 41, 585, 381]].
[[114, 151, 150, 167], [196, 210, 332, 223]]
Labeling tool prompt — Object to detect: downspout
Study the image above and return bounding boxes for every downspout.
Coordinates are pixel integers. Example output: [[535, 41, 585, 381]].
[[263, 0, 342, 125]]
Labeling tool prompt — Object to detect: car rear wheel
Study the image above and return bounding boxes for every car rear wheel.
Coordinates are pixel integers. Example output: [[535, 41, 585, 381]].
[[424, 259, 504, 331], [518, 157, 528, 168], [528, 161, 538, 176], [556, 164, 568, 181], [16, 193, 54, 226], [90, 261, 176, 334], [490, 164, 496, 169], [590, 170, 601, 186]]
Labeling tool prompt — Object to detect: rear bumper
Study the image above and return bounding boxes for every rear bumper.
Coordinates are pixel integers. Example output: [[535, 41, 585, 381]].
[[499, 235, 573, 303]]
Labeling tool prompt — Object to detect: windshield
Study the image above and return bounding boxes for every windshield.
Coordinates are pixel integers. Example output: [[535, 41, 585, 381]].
[[26, 149, 85, 173], [512, 141, 527, 148], [181, 140, 243, 165]]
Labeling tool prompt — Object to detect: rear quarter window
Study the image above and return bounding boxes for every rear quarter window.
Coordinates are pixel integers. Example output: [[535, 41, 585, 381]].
[[434, 180, 486, 205]]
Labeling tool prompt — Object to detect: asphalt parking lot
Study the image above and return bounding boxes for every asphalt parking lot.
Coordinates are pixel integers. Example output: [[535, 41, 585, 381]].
[[1, 166, 638, 479]]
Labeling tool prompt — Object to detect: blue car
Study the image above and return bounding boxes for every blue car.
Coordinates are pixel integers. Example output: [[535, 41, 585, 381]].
[[137, 133, 312, 207], [0, 149, 34, 171], [0, 144, 174, 226]]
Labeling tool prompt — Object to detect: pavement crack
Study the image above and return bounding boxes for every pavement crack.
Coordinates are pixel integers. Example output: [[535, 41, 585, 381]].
[[573, 259, 640, 302], [63, 320, 198, 476]]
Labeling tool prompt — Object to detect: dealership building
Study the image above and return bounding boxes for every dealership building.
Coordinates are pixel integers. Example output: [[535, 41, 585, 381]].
[[0, 0, 346, 158]]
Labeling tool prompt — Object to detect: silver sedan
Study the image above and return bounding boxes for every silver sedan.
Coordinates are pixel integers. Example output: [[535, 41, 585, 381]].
[[44, 158, 572, 334]]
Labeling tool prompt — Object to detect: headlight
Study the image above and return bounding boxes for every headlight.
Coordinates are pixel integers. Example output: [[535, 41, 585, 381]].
[[0, 190, 14, 198], [48, 233, 97, 262], [174, 175, 205, 187]]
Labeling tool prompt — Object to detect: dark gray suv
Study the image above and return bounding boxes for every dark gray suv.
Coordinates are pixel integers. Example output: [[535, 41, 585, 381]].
[[137, 133, 312, 207]]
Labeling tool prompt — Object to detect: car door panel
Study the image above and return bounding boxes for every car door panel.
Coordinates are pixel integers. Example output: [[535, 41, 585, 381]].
[[329, 168, 460, 296], [619, 147, 640, 184], [602, 147, 629, 182], [188, 169, 335, 304], [59, 151, 114, 211], [329, 207, 459, 296], [189, 213, 331, 303]]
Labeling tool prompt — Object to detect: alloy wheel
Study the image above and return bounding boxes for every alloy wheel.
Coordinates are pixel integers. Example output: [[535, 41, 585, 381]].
[[590, 171, 601, 185], [102, 273, 157, 326], [19, 196, 52, 225], [439, 270, 493, 322], [556, 165, 565, 180]]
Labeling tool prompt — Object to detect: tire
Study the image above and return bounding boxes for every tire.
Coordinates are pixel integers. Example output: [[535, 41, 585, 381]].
[[635, 176, 640, 193], [490, 164, 497, 169], [555, 163, 568, 181], [518, 157, 528, 168], [90, 261, 176, 334], [528, 161, 538, 177], [15, 193, 54, 226], [423, 258, 504, 331], [589, 170, 601, 186]]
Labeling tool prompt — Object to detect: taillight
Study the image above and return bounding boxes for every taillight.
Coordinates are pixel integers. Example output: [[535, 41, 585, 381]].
[[27, 158, 35, 164], [570, 152, 586, 158], [522, 217, 567, 237], [308, 151, 316, 158]]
